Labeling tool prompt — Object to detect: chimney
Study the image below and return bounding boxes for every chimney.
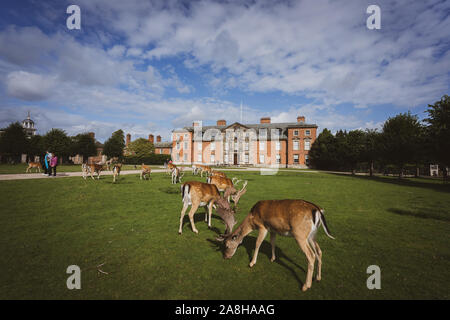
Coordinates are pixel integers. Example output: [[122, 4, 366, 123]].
[[260, 117, 271, 124], [126, 133, 131, 147], [148, 134, 154, 143], [217, 119, 226, 126], [88, 132, 95, 140], [156, 135, 161, 142], [297, 116, 305, 123]]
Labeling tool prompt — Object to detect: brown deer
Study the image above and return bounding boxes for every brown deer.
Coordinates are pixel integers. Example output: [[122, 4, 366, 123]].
[[82, 163, 104, 180], [179, 181, 236, 235], [171, 167, 185, 184], [167, 163, 176, 175], [211, 170, 227, 177], [112, 163, 122, 183], [140, 163, 151, 180], [26, 162, 42, 173], [207, 176, 248, 206], [217, 199, 334, 292]]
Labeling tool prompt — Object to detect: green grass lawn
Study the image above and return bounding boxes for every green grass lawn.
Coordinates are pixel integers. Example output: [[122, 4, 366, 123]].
[[0, 171, 449, 299], [0, 164, 164, 174]]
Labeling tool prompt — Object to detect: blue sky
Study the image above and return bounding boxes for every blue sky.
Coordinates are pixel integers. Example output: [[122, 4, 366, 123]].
[[0, 0, 448, 142]]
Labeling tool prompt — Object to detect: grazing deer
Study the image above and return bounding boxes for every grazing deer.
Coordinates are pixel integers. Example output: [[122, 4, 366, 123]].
[[140, 163, 151, 180], [82, 163, 104, 180], [201, 165, 212, 177], [192, 164, 200, 175], [179, 181, 236, 235], [207, 176, 248, 206], [26, 162, 42, 173], [171, 167, 185, 184], [211, 170, 227, 177], [217, 199, 335, 292], [112, 163, 122, 183]]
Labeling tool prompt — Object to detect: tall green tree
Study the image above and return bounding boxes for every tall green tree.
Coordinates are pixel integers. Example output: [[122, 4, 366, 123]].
[[345, 130, 366, 175], [309, 128, 338, 170], [27, 135, 45, 160], [127, 138, 155, 158], [0, 122, 28, 163], [424, 95, 450, 181], [71, 133, 97, 160], [103, 129, 125, 159], [381, 112, 423, 178], [362, 129, 381, 177], [43, 129, 72, 162]]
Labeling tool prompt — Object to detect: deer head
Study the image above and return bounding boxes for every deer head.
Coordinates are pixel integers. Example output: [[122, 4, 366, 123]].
[[215, 197, 237, 235]]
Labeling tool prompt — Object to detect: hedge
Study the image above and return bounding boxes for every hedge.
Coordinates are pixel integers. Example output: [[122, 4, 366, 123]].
[[122, 154, 171, 165]]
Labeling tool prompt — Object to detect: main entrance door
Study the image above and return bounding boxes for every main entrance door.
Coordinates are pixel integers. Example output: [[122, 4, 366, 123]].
[[233, 153, 238, 165]]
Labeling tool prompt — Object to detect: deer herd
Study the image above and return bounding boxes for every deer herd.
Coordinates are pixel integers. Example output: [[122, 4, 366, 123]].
[[79, 159, 334, 291]]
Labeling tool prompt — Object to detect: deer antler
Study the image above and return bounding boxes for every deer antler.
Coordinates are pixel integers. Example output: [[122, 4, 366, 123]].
[[231, 180, 248, 207], [232, 177, 238, 185]]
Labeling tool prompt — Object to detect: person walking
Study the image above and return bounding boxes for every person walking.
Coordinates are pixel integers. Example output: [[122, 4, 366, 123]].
[[49, 153, 58, 177]]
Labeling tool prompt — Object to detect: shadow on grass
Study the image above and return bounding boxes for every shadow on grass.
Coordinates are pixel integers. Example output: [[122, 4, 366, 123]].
[[388, 208, 450, 222], [207, 235, 307, 290], [328, 172, 450, 193]]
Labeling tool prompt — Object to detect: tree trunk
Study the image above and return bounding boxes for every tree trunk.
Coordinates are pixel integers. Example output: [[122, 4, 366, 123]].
[[415, 166, 419, 178], [369, 161, 374, 177], [399, 167, 403, 179], [351, 168, 356, 175]]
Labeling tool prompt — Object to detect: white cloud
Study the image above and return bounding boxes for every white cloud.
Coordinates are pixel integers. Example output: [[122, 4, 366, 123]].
[[6, 71, 58, 101]]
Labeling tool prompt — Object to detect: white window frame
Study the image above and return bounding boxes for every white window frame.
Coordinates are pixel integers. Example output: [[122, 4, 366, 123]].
[[224, 154, 229, 163], [245, 142, 249, 151], [245, 154, 249, 164], [304, 140, 310, 151], [210, 142, 215, 151], [259, 154, 265, 164], [259, 141, 265, 151], [276, 154, 281, 164], [276, 141, 280, 151], [197, 153, 202, 162], [293, 140, 299, 151], [183, 153, 187, 161], [198, 143, 202, 151], [294, 130, 299, 136], [305, 130, 311, 136], [184, 142, 188, 150], [210, 154, 215, 163], [293, 154, 299, 163]]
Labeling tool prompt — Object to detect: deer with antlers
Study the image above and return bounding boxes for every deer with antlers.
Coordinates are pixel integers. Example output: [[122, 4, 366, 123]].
[[217, 199, 335, 292], [171, 167, 185, 184], [207, 176, 248, 207], [179, 181, 236, 235], [140, 163, 151, 180]]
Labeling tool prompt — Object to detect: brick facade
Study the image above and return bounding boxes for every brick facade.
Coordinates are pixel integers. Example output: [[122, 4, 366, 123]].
[[171, 116, 317, 168]]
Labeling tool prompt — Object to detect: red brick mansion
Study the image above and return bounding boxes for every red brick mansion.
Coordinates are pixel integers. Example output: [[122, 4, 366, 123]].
[[171, 116, 317, 168]]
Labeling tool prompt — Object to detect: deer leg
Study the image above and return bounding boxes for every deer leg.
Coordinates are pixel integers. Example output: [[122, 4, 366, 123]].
[[207, 201, 214, 228], [178, 202, 189, 234], [296, 237, 316, 291], [270, 232, 277, 262], [312, 241, 322, 281], [188, 203, 200, 234], [249, 228, 268, 268]]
